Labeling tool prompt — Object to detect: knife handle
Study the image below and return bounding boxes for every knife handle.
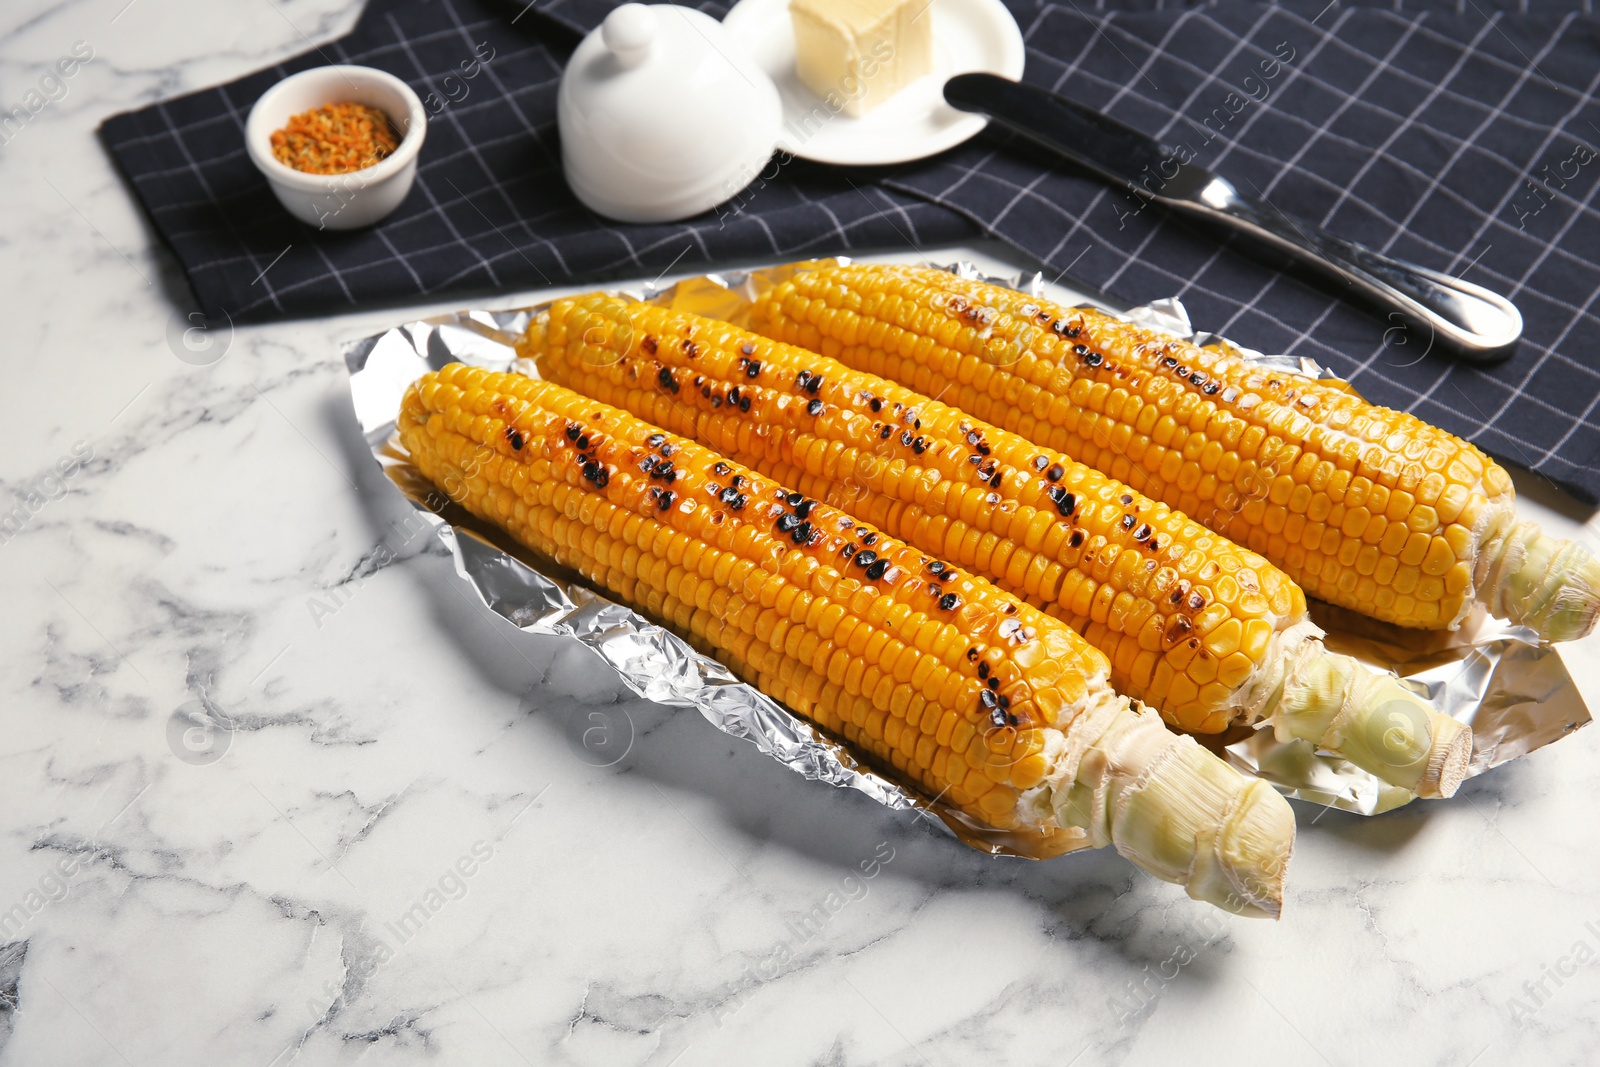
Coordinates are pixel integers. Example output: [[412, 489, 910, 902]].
[[1176, 180, 1521, 365]]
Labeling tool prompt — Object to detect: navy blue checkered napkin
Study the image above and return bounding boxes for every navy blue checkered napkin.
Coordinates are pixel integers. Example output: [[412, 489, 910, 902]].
[[101, 0, 1600, 501]]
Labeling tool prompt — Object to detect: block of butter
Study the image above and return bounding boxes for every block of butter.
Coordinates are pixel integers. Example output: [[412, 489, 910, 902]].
[[789, 0, 933, 118]]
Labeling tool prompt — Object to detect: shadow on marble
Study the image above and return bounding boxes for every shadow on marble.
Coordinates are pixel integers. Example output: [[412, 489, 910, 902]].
[[1291, 728, 1544, 862], [314, 390, 1229, 950], [314, 387, 1449, 966], [1288, 798, 1431, 855]]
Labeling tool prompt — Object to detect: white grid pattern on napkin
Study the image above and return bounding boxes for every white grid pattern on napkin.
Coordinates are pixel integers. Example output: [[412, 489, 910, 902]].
[[100, 0, 1600, 499]]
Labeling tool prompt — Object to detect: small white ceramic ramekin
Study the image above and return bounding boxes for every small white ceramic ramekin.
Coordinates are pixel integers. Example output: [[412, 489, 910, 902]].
[[245, 65, 427, 231]]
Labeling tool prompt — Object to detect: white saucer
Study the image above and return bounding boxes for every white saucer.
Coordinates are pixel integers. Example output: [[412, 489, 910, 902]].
[[721, 0, 1025, 166]]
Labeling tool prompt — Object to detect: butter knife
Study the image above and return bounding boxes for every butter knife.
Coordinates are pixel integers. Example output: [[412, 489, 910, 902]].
[[944, 72, 1521, 364]]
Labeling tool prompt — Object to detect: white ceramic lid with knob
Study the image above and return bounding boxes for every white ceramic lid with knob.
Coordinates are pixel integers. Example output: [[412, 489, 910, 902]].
[[559, 3, 782, 224]]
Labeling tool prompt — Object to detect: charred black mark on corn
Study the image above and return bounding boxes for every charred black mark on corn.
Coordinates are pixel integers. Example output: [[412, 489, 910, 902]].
[[979, 688, 1019, 727]]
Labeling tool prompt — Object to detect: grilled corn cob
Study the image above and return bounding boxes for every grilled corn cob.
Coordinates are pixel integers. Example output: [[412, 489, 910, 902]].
[[399, 364, 1295, 916], [747, 262, 1600, 643], [530, 296, 1471, 798]]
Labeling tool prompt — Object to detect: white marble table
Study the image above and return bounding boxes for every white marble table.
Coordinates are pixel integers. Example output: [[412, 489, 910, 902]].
[[5, 1, 1600, 1063]]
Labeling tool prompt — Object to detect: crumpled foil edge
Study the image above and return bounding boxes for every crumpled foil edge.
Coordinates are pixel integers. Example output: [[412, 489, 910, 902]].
[[342, 258, 1589, 851]]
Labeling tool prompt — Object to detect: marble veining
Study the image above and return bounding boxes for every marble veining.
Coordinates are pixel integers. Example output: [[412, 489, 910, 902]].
[[4, 0, 1600, 1063]]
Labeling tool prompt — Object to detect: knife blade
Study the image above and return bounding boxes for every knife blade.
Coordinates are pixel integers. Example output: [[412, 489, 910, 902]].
[[944, 72, 1521, 365]]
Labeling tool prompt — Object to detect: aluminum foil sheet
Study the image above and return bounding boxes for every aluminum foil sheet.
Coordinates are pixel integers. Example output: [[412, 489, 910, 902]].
[[345, 290, 1084, 860], [342, 259, 1591, 857]]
